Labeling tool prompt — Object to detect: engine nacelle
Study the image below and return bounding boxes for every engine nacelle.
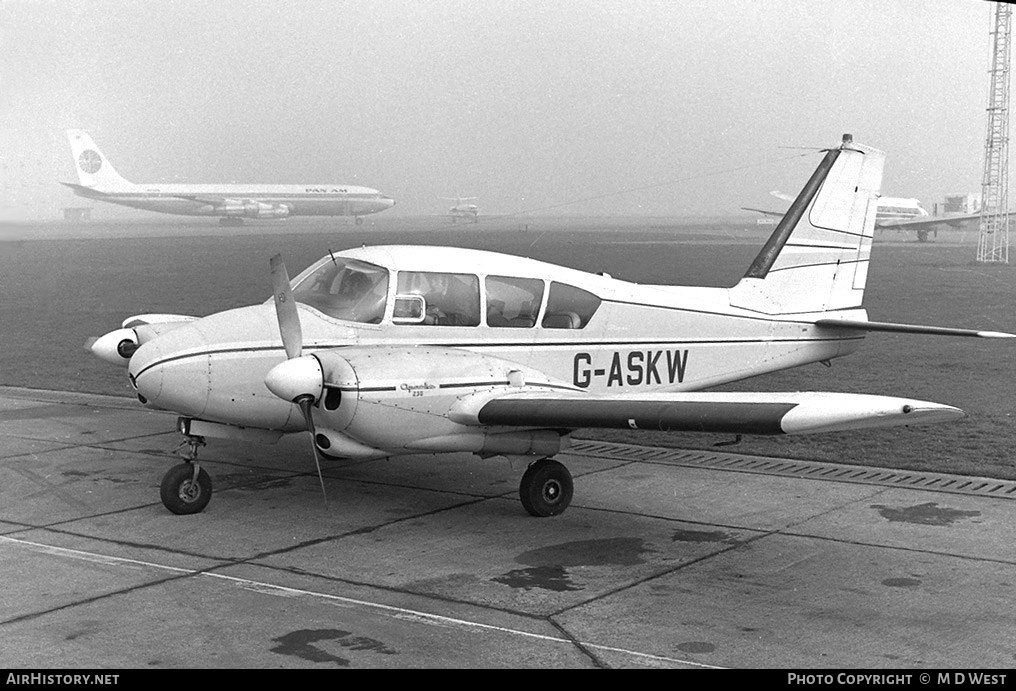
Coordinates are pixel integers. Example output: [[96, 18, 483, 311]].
[[216, 201, 290, 218], [252, 202, 290, 218], [307, 346, 571, 458], [90, 315, 197, 366]]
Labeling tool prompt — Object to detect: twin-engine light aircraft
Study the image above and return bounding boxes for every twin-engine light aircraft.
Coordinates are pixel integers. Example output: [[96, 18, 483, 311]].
[[62, 130, 395, 225], [91, 134, 1014, 517]]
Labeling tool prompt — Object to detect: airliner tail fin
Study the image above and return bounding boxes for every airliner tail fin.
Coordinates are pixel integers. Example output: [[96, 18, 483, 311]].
[[65, 130, 134, 191]]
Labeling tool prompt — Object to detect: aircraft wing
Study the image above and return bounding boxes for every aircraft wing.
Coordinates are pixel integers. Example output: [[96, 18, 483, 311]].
[[60, 182, 108, 200], [741, 206, 785, 218], [455, 390, 964, 436], [814, 318, 1016, 339], [876, 213, 980, 230]]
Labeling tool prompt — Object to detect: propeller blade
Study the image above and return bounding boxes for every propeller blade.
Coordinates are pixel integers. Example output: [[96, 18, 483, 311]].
[[297, 396, 328, 505], [270, 253, 302, 360]]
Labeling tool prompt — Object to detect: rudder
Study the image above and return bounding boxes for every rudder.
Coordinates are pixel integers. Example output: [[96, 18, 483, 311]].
[[729, 134, 884, 315]]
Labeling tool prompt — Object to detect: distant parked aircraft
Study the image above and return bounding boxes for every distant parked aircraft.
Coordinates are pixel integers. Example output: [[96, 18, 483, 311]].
[[443, 196, 479, 223], [744, 190, 978, 242], [61, 130, 395, 225]]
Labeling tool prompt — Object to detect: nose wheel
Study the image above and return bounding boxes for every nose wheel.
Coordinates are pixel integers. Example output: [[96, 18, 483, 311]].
[[160, 434, 211, 515], [519, 458, 573, 517]]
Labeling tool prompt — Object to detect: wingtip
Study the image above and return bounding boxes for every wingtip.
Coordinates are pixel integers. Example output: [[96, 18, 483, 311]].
[[977, 331, 1016, 339]]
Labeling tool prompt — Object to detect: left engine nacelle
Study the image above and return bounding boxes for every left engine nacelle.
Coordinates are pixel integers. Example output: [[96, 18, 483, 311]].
[[90, 314, 198, 366]]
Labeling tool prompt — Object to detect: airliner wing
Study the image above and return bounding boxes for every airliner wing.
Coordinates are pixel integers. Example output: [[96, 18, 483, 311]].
[[60, 181, 107, 200], [876, 213, 980, 229], [170, 193, 228, 204], [741, 206, 784, 217], [455, 390, 964, 436]]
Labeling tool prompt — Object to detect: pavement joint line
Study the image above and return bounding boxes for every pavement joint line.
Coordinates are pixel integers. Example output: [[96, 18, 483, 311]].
[[0, 534, 716, 669]]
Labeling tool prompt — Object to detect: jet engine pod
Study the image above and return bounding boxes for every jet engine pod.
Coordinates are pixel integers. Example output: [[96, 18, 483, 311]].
[[254, 203, 290, 219]]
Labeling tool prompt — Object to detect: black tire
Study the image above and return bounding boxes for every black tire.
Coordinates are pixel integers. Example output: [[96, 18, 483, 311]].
[[519, 459, 573, 517], [160, 463, 212, 515]]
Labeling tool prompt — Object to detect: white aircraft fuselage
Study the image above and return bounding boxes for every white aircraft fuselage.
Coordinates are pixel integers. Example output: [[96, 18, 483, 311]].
[[68, 181, 396, 219], [119, 245, 868, 441], [63, 130, 395, 221]]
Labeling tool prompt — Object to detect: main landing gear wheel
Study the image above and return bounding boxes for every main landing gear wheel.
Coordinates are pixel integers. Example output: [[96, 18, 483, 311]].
[[160, 463, 212, 515], [519, 458, 573, 517]]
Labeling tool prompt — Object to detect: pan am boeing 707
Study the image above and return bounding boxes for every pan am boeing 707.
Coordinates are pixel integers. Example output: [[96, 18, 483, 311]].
[[61, 130, 395, 225], [90, 134, 1014, 518]]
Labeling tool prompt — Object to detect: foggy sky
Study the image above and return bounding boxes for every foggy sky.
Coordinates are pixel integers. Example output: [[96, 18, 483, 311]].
[[0, 0, 997, 219]]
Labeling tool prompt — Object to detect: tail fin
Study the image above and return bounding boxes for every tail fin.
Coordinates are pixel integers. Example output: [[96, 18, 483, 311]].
[[729, 134, 884, 315], [65, 129, 134, 190]]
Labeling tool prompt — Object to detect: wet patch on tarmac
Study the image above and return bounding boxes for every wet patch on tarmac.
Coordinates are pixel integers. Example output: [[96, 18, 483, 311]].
[[58, 469, 130, 484], [671, 528, 738, 544], [515, 537, 654, 568], [270, 628, 397, 667], [882, 577, 921, 588], [871, 502, 980, 526], [63, 619, 104, 641], [492, 565, 581, 592], [492, 538, 655, 592]]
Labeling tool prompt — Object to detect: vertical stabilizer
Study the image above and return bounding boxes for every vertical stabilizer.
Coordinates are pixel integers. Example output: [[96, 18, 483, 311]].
[[729, 135, 884, 315], [65, 130, 135, 190]]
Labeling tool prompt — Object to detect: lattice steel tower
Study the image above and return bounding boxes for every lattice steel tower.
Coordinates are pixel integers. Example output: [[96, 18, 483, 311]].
[[978, 2, 1011, 264]]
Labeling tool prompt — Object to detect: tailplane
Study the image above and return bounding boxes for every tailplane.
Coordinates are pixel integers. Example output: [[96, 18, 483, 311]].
[[65, 129, 135, 191], [729, 134, 883, 315]]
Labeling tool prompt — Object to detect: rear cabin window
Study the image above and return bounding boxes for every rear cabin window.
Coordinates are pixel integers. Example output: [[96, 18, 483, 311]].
[[292, 258, 389, 324], [397, 271, 481, 326], [485, 276, 544, 328], [541, 282, 600, 329]]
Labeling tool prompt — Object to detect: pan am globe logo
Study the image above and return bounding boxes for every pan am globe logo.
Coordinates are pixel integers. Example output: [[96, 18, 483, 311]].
[[78, 150, 102, 174]]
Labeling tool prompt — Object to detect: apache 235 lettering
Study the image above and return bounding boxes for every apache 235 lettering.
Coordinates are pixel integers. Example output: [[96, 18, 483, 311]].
[[573, 349, 689, 388]]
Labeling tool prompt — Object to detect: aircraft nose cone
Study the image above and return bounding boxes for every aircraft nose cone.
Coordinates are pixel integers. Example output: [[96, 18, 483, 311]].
[[128, 323, 210, 415]]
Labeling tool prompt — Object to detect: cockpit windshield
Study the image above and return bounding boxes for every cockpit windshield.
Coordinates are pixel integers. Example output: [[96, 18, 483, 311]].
[[292, 257, 389, 324]]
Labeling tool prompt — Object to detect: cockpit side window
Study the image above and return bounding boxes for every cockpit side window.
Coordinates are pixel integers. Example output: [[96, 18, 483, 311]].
[[397, 271, 480, 326], [485, 276, 544, 328], [292, 258, 389, 324], [541, 282, 601, 329]]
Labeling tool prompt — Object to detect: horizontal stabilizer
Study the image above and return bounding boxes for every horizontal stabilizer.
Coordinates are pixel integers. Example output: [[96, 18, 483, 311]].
[[471, 391, 964, 436], [815, 318, 1016, 339], [878, 213, 980, 230]]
